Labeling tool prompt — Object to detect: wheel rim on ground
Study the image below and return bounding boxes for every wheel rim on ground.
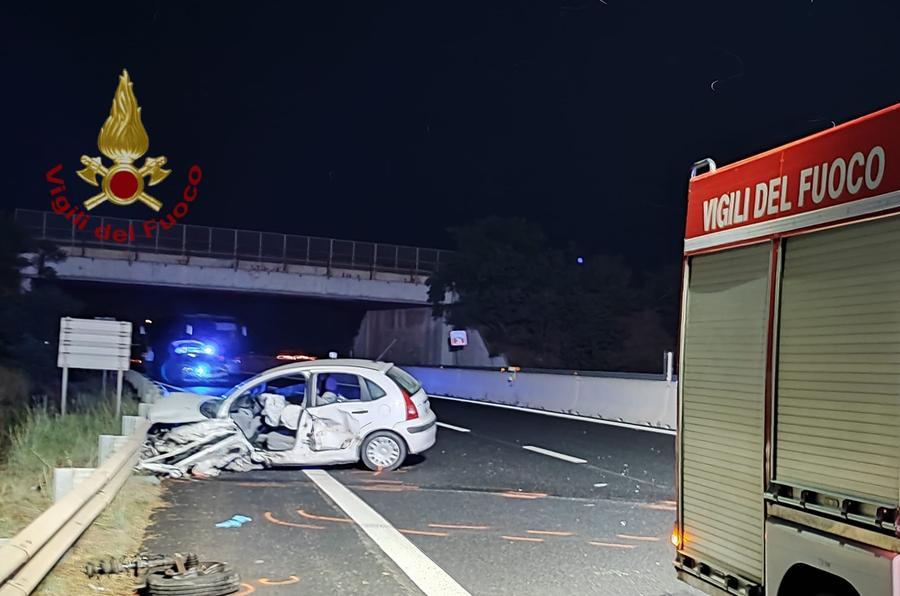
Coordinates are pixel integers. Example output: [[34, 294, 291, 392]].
[[366, 436, 401, 468]]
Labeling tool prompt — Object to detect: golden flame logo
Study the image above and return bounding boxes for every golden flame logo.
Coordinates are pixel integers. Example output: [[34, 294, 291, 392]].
[[98, 71, 149, 163], [77, 69, 170, 211]]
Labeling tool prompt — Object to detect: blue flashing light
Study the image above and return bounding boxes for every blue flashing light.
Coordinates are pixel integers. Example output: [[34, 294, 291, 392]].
[[202, 344, 216, 355], [194, 363, 210, 378], [576, 257, 584, 265]]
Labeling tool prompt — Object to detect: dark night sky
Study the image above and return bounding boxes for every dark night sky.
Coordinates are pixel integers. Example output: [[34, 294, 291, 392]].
[[3, 1, 900, 270]]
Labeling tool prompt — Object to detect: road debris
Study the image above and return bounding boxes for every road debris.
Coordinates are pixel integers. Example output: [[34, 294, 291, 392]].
[[216, 514, 253, 528], [84, 552, 242, 595]]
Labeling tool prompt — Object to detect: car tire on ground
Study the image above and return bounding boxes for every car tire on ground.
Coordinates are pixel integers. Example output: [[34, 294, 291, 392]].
[[145, 561, 241, 595], [360, 431, 407, 471]]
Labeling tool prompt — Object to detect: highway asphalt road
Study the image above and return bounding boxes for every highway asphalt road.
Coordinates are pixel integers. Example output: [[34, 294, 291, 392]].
[[144, 397, 699, 596]]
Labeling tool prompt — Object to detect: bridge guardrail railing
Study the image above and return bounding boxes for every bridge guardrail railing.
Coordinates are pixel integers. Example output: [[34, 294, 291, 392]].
[[15, 209, 450, 278]]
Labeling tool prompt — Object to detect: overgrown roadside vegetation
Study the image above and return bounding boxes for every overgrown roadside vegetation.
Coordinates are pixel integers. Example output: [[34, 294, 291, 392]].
[[1, 396, 163, 595], [35, 476, 163, 596]]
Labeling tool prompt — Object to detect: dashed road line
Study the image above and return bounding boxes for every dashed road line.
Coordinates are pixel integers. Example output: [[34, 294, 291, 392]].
[[436, 422, 471, 433], [522, 445, 587, 464], [304, 469, 470, 596]]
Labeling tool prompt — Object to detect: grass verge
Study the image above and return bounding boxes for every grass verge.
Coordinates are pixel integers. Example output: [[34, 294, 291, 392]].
[[0, 406, 128, 536], [35, 476, 164, 596], [0, 401, 162, 595]]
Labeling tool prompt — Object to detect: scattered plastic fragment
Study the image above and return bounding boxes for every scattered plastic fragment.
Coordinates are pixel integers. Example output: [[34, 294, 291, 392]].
[[216, 514, 253, 528]]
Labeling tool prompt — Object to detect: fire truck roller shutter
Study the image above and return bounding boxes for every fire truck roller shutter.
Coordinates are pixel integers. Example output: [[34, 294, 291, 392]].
[[682, 243, 769, 583], [776, 215, 900, 507]]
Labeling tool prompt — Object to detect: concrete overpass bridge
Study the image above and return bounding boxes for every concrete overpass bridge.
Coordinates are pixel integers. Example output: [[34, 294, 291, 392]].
[[16, 209, 448, 304]]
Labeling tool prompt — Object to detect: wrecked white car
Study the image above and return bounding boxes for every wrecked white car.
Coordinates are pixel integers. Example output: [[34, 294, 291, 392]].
[[139, 359, 437, 478]]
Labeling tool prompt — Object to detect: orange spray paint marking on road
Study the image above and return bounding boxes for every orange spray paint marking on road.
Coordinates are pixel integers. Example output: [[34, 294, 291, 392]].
[[235, 583, 256, 595], [258, 576, 300, 586], [400, 528, 449, 537], [497, 491, 547, 499], [263, 511, 325, 530], [428, 523, 490, 530], [526, 529, 574, 537], [297, 509, 353, 524], [357, 479, 405, 484], [588, 541, 635, 549], [501, 535, 544, 542], [357, 484, 420, 492], [640, 502, 677, 511], [617, 534, 660, 542]]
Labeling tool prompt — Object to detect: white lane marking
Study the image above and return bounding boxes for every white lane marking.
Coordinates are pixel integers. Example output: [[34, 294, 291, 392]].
[[436, 422, 470, 433], [428, 394, 676, 436], [594, 483, 609, 488], [522, 445, 587, 464], [303, 469, 470, 596]]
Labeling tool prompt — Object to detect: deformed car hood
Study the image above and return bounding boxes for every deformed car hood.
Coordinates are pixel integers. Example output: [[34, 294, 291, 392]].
[[148, 392, 214, 424]]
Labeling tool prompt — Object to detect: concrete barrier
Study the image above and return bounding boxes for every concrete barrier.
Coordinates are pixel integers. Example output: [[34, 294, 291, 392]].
[[98, 435, 130, 464], [51, 468, 95, 503], [405, 366, 677, 431]]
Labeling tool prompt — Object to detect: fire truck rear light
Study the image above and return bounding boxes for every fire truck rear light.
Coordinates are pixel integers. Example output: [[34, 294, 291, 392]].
[[671, 524, 682, 548]]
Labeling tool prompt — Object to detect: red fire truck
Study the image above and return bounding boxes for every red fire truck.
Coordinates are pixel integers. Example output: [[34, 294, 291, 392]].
[[674, 104, 900, 596]]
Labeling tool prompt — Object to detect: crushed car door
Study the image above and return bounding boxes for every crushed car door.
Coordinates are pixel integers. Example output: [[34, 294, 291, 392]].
[[305, 373, 374, 451]]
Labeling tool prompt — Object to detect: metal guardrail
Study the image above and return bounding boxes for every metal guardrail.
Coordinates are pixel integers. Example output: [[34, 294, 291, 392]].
[[15, 209, 450, 277], [0, 420, 150, 596]]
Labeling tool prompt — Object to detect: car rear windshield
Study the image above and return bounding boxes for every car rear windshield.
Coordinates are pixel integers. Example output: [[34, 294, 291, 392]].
[[386, 366, 422, 395]]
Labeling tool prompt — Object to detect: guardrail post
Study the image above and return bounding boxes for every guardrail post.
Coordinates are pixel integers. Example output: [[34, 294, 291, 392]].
[[414, 247, 420, 275], [394, 245, 399, 270], [208, 227, 213, 255], [282, 234, 287, 268], [351, 241, 356, 268], [42, 211, 47, 239], [305, 237, 311, 265], [155, 224, 160, 251], [181, 225, 187, 255], [258, 232, 263, 262]]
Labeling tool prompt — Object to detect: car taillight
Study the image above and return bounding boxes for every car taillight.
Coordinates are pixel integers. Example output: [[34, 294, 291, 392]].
[[401, 388, 419, 421]]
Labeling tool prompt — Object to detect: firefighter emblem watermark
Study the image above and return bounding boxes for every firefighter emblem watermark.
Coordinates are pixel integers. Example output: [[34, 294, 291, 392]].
[[44, 70, 202, 244], [76, 69, 170, 211]]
